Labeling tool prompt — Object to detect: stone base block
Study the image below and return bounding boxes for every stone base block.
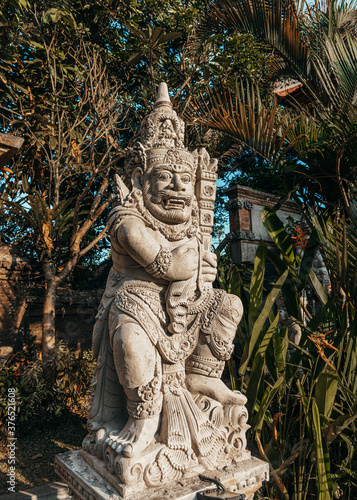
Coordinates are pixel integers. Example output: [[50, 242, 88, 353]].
[[55, 450, 269, 500]]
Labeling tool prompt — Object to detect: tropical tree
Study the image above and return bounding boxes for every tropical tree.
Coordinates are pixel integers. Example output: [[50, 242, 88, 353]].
[[0, 5, 127, 357]]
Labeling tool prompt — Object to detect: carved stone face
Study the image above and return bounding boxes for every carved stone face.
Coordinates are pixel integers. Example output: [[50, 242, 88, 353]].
[[142, 163, 195, 225]]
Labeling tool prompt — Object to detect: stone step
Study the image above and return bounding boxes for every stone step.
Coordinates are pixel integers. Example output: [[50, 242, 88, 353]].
[[0, 482, 70, 500]]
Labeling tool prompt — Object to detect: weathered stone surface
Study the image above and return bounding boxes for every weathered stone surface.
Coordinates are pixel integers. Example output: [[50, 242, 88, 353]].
[[55, 450, 269, 500], [57, 82, 268, 497]]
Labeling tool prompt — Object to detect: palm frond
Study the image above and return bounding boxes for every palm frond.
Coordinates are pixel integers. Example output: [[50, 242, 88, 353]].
[[189, 81, 307, 168], [332, 0, 357, 36], [310, 31, 357, 109], [311, 209, 357, 307]]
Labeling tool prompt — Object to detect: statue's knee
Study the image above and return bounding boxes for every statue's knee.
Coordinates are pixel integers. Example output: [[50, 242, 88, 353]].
[[113, 323, 153, 360], [209, 293, 243, 348], [220, 293, 243, 329], [112, 322, 156, 389]]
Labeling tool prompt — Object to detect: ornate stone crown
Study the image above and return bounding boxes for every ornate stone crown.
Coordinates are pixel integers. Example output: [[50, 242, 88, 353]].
[[124, 83, 195, 183], [140, 83, 185, 150]]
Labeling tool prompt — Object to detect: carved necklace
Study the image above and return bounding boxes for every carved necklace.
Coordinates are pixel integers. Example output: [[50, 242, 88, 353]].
[[117, 188, 200, 242]]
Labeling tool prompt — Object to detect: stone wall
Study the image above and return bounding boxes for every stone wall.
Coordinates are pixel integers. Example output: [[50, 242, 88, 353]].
[[0, 245, 32, 358], [0, 245, 106, 359]]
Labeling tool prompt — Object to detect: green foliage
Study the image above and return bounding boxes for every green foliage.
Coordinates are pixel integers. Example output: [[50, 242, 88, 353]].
[[0, 341, 95, 432], [0, 7, 129, 291], [218, 209, 357, 499], [192, 0, 357, 216]]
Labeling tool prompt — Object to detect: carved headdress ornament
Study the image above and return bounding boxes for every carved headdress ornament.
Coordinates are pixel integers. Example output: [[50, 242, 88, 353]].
[[124, 83, 195, 183], [114, 83, 218, 243]]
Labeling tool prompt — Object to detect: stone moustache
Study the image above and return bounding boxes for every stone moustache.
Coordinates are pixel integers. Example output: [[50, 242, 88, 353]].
[[82, 83, 249, 496]]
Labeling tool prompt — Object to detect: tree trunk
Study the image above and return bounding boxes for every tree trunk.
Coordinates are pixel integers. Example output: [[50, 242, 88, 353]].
[[13, 298, 27, 352], [42, 261, 58, 359]]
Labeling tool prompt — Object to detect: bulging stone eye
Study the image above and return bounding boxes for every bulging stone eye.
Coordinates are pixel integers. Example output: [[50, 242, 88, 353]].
[[159, 172, 171, 181]]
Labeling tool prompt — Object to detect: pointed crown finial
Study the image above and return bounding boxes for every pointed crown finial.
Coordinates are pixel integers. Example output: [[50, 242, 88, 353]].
[[154, 82, 172, 109], [139, 82, 185, 149]]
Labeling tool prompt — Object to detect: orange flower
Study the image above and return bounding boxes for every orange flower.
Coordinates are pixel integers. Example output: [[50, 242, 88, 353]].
[[292, 224, 310, 250], [273, 413, 285, 451], [308, 329, 338, 369]]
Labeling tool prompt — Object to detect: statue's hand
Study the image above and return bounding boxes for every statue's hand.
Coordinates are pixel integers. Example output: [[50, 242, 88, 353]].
[[201, 251, 217, 283], [171, 240, 198, 278]]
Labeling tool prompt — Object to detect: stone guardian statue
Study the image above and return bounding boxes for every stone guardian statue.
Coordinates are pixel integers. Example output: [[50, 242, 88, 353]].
[[81, 83, 253, 496]]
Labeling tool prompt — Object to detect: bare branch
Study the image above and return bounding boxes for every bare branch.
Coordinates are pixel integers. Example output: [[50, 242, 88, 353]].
[[79, 224, 108, 258]]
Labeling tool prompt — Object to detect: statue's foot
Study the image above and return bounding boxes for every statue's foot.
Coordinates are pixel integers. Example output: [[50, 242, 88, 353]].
[[186, 373, 247, 406], [106, 415, 160, 458]]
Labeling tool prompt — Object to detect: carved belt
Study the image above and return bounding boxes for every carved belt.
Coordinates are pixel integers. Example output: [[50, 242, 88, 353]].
[[114, 287, 201, 364]]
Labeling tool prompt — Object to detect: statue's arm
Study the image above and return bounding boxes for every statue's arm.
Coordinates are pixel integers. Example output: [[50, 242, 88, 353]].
[[115, 218, 198, 281]]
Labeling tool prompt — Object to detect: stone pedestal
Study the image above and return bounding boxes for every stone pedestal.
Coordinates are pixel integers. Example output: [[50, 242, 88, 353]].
[[55, 450, 268, 500]]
